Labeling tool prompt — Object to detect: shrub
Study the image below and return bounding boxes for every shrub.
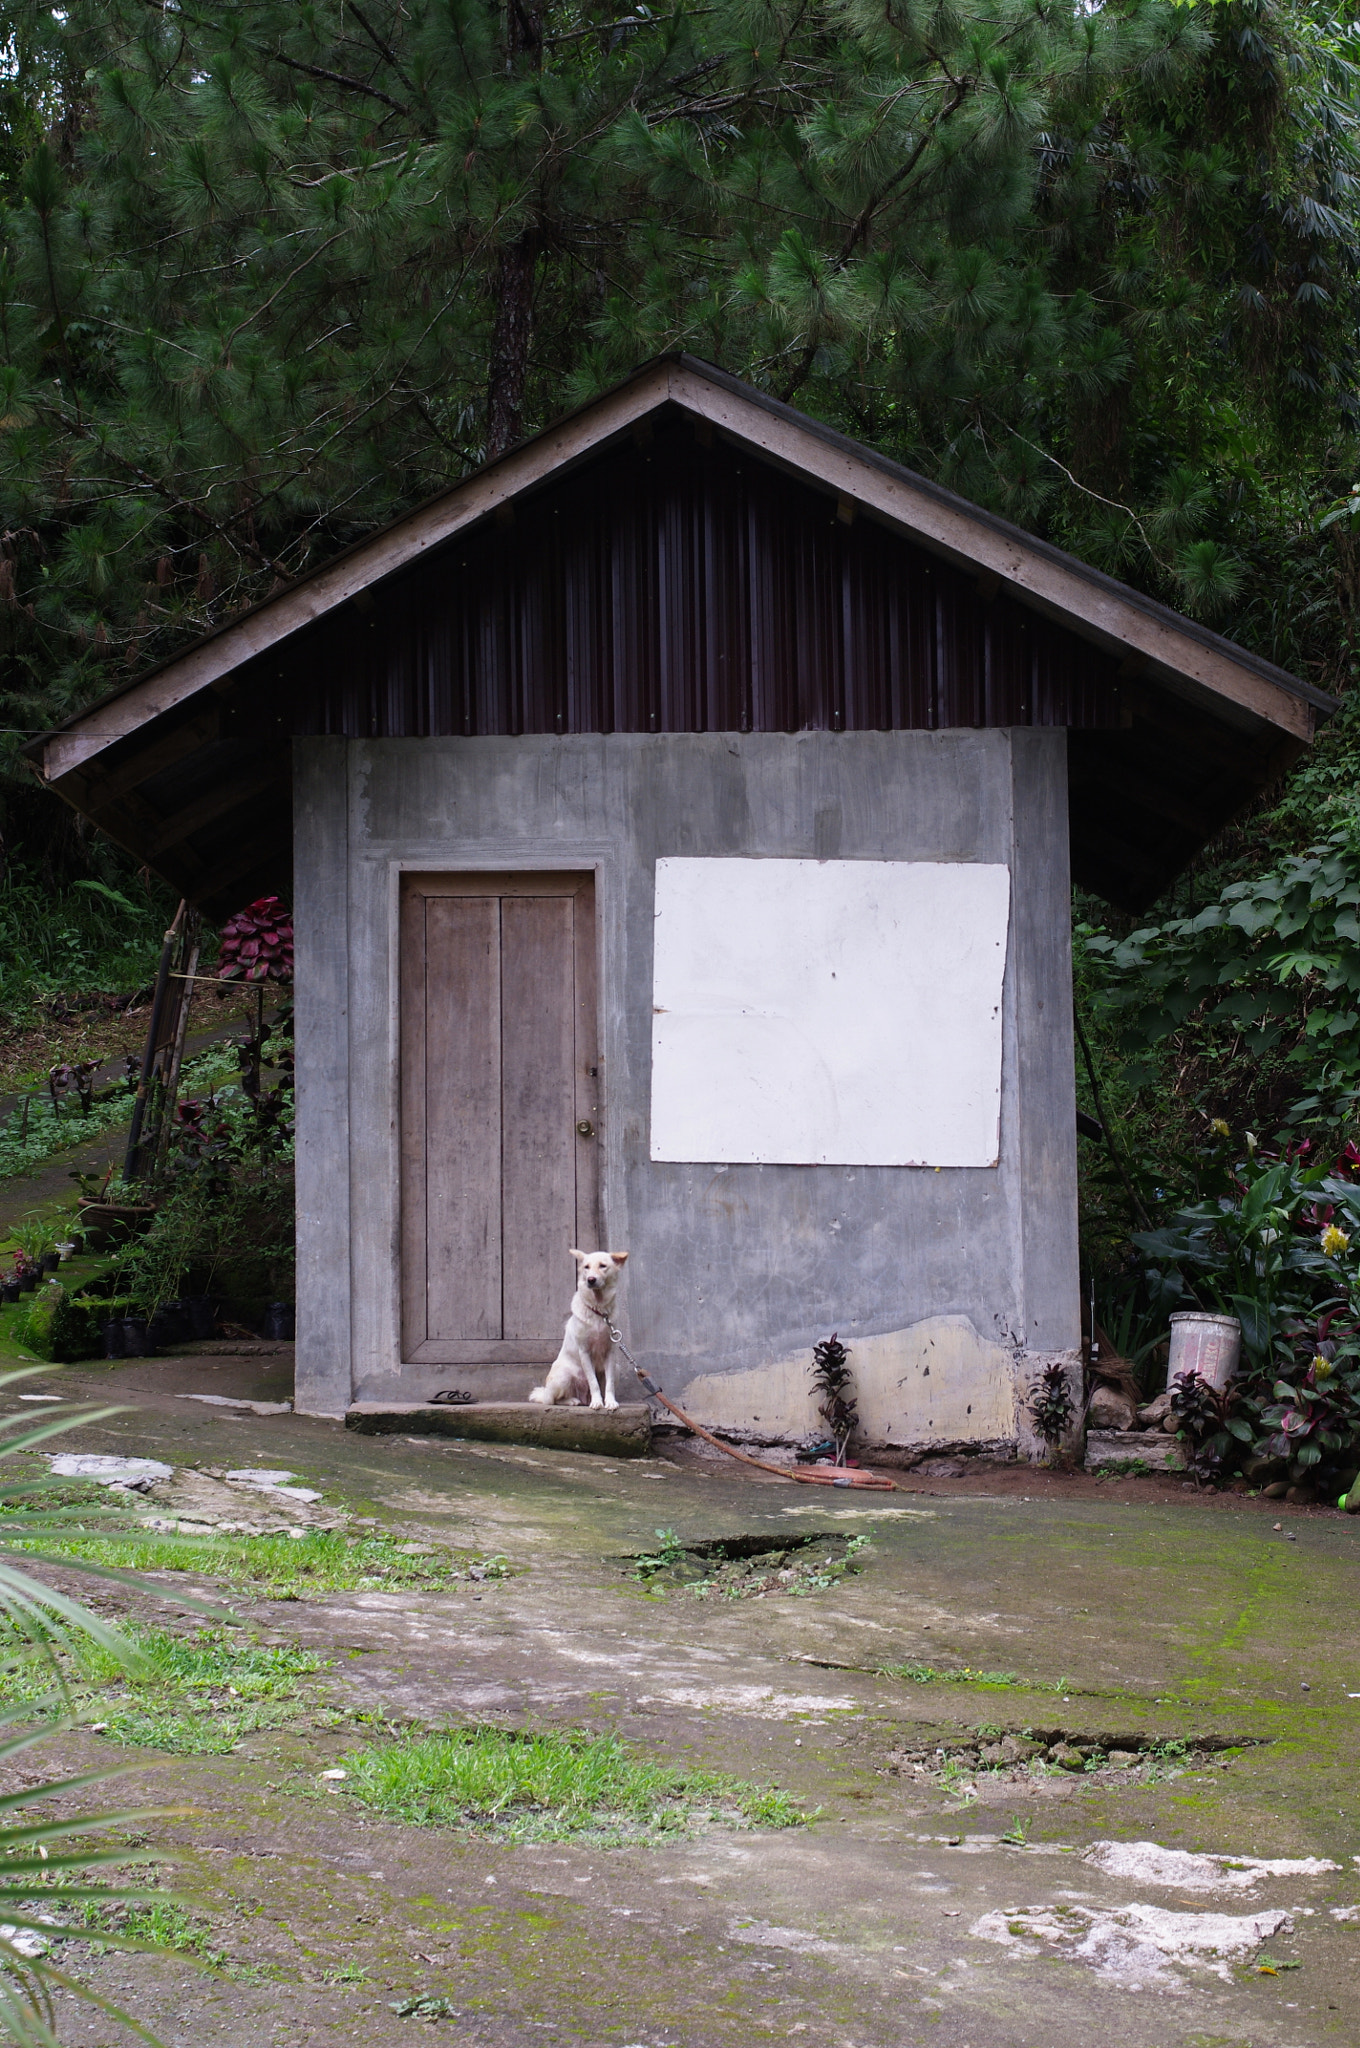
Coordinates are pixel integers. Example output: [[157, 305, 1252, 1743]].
[[12, 1283, 101, 1363]]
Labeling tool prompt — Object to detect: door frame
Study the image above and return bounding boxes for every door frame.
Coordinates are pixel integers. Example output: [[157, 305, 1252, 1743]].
[[397, 867, 602, 1370]]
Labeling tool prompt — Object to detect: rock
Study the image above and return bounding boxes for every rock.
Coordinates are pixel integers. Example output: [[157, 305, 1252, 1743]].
[[224, 1468, 322, 1503], [1262, 1480, 1290, 1499], [1085, 1430, 1186, 1473], [1088, 1384, 1139, 1431], [178, 1394, 293, 1415], [1285, 1484, 1315, 1506], [1048, 1743, 1086, 1772], [1162, 1414, 1182, 1433], [978, 1742, 1006, 1767], [999, 1734, 1042, 1764], [1138, 1391, 1173, 1426], [48, 1453, 173, 1490], [1244, 1454, 1287, 1484], [1106, 1749, 1140, 1768]]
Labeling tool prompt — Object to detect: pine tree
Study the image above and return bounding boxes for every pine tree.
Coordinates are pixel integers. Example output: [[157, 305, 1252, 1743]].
[[0, 0, 1357, 761]]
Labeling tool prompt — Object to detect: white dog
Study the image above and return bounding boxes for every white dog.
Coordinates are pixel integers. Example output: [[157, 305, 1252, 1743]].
[[528, 1250, 628, 1410]]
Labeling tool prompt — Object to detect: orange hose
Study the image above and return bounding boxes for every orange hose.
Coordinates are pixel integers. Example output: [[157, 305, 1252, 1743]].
[[635, 1366, 897, 1490]]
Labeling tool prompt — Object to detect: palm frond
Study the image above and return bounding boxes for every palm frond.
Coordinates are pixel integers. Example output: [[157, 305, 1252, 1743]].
[[0, 1369, 223, 2043]]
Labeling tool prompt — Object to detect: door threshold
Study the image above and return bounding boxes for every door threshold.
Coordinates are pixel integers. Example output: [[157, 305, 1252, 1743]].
[[345, 1399, 652, 1458]]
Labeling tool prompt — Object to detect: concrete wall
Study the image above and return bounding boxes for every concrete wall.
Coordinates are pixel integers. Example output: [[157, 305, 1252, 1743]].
[[292, 730, 1081, 1449]]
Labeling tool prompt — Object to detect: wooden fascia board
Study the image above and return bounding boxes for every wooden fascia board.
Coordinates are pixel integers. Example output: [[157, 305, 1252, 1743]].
[[38, 363, 676, 782], [664, 366, 1317, 744]]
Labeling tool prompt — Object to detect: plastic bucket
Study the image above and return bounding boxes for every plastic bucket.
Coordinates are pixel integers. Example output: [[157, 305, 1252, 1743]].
[[1167, 1311, 1241, 1392]]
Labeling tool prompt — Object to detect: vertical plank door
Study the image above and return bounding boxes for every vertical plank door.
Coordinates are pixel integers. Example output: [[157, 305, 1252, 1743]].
[[400, 873, 599, 1367]]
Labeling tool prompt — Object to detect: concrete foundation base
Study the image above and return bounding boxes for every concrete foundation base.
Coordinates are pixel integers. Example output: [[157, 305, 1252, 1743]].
[[344, 1400, 653, 1457], [1085, 1427, 1186, 1473]]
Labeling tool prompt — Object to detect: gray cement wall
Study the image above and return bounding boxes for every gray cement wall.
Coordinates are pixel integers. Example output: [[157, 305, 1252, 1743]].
[[292, 730, 1081, 1450]]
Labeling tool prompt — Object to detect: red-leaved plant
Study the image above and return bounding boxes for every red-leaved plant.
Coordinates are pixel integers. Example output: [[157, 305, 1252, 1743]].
[[217, 896, 293, 982]]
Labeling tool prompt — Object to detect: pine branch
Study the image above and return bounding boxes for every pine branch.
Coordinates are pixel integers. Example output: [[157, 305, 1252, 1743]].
[[345, 2, 425, 104], [250, 42, 412, 118]]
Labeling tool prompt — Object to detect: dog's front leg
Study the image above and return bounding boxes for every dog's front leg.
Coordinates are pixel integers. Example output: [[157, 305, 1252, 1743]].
[[602, 1348, 619, 1410]]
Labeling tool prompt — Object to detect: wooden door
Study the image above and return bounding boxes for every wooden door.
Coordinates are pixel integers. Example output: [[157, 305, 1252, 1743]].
[[400, 872, 599, 1366]]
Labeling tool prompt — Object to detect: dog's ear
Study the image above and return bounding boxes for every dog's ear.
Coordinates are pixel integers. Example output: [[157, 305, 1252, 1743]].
[[609, 1251, 628, 1265], [568, 1248, 585, 1262]]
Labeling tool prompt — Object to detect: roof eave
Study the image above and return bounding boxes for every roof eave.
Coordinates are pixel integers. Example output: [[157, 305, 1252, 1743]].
[[28, 352, 1330, 786]]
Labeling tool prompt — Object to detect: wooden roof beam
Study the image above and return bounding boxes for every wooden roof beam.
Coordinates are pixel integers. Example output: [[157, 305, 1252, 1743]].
[[76, 704, 224, 815], [142, 757, 290, 859]]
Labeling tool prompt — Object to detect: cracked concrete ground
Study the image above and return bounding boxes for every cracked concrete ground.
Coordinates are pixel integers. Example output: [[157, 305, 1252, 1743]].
[[5, 1355, 1359, 2047]]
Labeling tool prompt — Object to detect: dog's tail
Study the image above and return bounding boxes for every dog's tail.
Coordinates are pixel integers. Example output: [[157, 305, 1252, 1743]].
[[527, 1384, 550, 1405]]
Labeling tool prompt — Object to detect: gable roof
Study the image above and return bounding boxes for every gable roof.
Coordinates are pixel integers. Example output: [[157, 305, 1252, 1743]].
[[26, 354, 1331, 915]]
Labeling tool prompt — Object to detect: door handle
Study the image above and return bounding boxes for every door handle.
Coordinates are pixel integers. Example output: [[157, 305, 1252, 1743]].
[[576, 1120, 595, 1138]]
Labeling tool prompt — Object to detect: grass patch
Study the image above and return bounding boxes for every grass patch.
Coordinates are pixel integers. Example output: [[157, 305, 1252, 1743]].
[[6, 1624, 323, 1752], [76, 1897, 228, 1967], [876, 1662, 1071, 1693], [0, 1088, 137, 1187], [335, 1725, 806, 1844], [0, 1044, 233, 1189], [14, 1516, 508, 1601]]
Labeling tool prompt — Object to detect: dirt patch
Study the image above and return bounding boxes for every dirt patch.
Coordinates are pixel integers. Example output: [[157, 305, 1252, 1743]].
[[629, 1527, 867, 1598], [878, 1725, 1264, 1801]]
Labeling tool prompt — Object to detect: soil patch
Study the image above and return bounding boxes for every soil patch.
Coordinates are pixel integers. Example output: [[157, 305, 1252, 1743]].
[[629, 1526, 866, 1598]]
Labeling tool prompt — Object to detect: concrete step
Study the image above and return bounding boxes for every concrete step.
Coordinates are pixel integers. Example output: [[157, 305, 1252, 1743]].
[[1085, 1427, 1186, 1472], [344, 1399, 653, 1458]]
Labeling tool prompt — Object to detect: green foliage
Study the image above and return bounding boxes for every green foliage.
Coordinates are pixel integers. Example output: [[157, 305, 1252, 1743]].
[[1126, 1133, 1360, 1486], [0, 1379, 150, 1673], [4, 1625, 323, 1755], [809, 1333, 857, 1464], [1129, 1141, 1349, 1360], [111, 1152, 294, 1318], [1, 0, 1357, 761], [0, 1374, 219, 2044], [1083, 827, 1360, 1122], [76, 1898, 226, 1971], [336, 1724, 804, 1842], [28, 1525, 506, 1602], [875, 1663, 1074, 1693], [1026, 1361, 1075, 1449], [1075, 821, 1360, 1359], [631, 1528, 685, 1581], [0, 866, 170, 1030], [10, 1285, 99, 1366], [0, 1089, 129, 1191]]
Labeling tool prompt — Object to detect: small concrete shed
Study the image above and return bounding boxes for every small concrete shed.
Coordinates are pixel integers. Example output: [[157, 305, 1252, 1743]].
[[29, 357, 1330, 1457]]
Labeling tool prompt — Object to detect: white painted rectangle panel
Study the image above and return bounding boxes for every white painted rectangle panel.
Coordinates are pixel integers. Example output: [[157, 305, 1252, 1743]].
[[649, 857, 1010, 1166]]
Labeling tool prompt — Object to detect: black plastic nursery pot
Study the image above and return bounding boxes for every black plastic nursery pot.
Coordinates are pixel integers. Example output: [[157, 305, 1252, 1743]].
[[262, 1301, 295, 1341], [147, 1302, 192, 1349], [186, 1297, 218, 1339], [102, 1320, 125, 1359], [120, 1318, 154, 1358], [2, 1283, 20, 1304]]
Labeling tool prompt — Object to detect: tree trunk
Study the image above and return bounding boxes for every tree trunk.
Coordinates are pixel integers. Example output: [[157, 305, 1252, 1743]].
[[486, 236, 536, 460]]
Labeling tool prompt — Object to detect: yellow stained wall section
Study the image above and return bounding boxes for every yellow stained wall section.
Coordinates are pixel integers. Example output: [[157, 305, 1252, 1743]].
[[679, 1314, 1019, 1447]]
